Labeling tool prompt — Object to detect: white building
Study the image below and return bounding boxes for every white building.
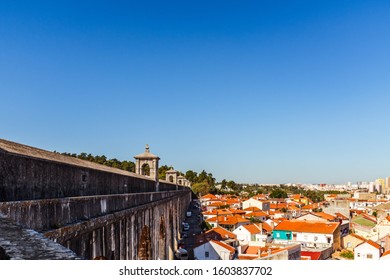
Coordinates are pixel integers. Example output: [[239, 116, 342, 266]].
[[273, 220, 341, 252], [354, 240, 381, 260], [193, 240, 235, 260], [242, 198, 270, 211], [233, 224, 271, 246]]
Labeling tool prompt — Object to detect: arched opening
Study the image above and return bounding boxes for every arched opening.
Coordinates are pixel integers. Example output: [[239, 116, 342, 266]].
[[169, 175, 174, 183], [141, 163, 150, 176]]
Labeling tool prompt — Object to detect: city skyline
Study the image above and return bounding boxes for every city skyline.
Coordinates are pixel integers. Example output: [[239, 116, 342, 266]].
[[1, 1, 390, 184]]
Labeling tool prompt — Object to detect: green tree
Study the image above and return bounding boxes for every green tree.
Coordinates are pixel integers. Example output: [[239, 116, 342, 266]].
[[185, 170, 198, 183], [269, 189, 288, 198], [158, 165, 171, 180], [191, 182, 211, 196]]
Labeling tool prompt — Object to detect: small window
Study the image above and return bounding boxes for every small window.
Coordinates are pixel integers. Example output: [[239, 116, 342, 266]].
[[82, 174, 87, 182], [367, 254, 373, 259], [357, 253, 361, 257], [347, 242, 351, 248], [205, 252, 209, 258]]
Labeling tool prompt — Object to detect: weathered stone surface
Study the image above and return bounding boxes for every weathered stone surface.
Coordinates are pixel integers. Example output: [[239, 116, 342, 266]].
[[0, 190, 186, 231], [0, 216, 80, 260], [43, 190, 191, 260]]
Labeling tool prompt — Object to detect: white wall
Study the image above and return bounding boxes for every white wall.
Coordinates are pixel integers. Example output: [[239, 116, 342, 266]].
[[354, 243, 381, 260], [194, 242, 220, 260], [296, 232, 333, 246], [233, 226, 251, 244], [194, 241, 233, 260]]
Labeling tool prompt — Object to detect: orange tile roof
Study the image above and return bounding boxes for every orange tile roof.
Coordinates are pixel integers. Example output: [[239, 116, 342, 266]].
[[313, 212, 337, 221], [243, 224, 262, 234], [231, 209, 246, 215], [227, 199, 241, 204], [245, 211, 268, 218], [275, 220, 339, 234], [365, 240, 381, 250], [210, 240, 235, 253], [244, 246, 261, 255], [207, 202, 226, 207], [335, 212, 349, 220], [382, 250, 390, 257], [202, 209, 232, 216], [207, 216, 250, 225], [238, 255, 258, 260], [243, 246, 287, 257], [201, 194, 218, 200], [205, 226, 237, 239], [259, 222, 273, 232]]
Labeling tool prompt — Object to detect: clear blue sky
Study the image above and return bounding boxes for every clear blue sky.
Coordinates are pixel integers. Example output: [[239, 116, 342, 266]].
[[1, 1, 390, 184]]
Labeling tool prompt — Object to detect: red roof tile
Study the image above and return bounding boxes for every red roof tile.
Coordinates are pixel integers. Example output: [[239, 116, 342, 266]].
[[382, 250, 390, 257], [275, 220, 339, 234], [210, 240, 235, 253], [243, 224, 262, 234]]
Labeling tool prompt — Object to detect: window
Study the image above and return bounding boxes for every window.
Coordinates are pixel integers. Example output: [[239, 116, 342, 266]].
[[357, 253, 361, 258], [347, 242, 351, 248], [293, 233, 297, 240], [81, 174, 87, 182], [314, 236, 318, 241], [327, 237, 331, 243], [367, 254, 373, 259], [205, 252, 209, 258], [286, 233, 291, 240]]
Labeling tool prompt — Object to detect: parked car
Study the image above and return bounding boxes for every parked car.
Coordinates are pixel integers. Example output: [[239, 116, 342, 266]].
[[175, 248, 188, 260]]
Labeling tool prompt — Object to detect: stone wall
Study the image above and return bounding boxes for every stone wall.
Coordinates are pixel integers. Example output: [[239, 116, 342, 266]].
[[0, 191, 187, 232], [44, 190, 191, 260], [0, 150, 182, 202], [0, 216, 80, 260]]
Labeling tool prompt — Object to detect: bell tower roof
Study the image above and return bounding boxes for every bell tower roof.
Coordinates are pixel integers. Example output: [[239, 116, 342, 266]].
[[134, 144, 160, 160]]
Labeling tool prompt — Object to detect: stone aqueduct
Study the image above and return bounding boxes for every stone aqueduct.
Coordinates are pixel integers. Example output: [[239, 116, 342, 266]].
[[0, 139, 192, 260]]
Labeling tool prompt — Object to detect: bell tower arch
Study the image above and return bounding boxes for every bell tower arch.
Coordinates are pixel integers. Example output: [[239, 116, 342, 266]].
[[134, 145, 160, 189]]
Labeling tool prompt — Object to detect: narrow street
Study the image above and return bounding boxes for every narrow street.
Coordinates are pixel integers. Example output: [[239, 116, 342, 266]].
[[180, 200, 203, 260]]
